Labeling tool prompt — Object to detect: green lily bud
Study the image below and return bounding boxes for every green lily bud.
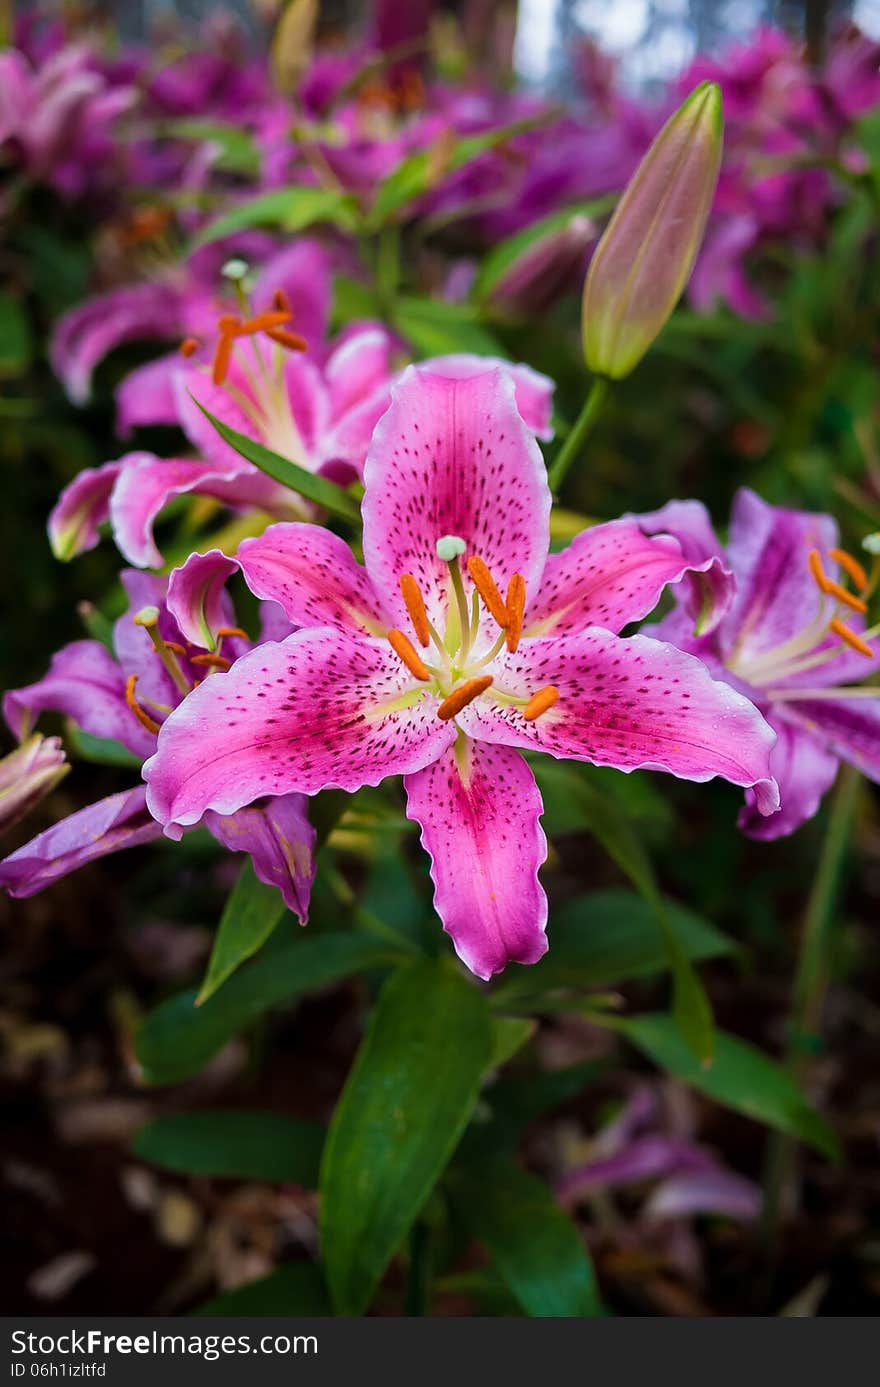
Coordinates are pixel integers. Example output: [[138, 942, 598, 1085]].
[[582, 81, 723, 380]]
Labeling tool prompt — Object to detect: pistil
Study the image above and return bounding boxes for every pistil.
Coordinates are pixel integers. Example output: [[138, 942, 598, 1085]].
[[133, 607, 190, 694]]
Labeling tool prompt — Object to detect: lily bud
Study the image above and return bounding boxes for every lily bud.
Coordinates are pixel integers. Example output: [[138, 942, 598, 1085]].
[[0, 735, 68, 836], [582, 81, 723, 379]]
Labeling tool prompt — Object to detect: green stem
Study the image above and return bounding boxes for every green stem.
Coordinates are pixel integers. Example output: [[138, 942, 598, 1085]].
[[547, 377, 609, 493], [759, 764, 860, 1257]]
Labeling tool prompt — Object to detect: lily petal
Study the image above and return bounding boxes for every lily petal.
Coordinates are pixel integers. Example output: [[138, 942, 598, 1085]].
[[719, 487, 838, 664], [362, 365, 551, 631], [205, 793, 315, 922], [457, 629, 780, 813], [404, 739, 548, 979], [116, 352, 182, 435], [50, 281, 182, 405], [0, 786, 162, 898], [628, 498, 734, 634], [167, 550, 241, 650], [144, 629, 455, 835], [523, 519, 704, 638], [49, 461, 122, 560], [738, 715, 840, 841], [422, 353, 556, 440], [4, 640, 154, 758], [237, 523, 389, 636]]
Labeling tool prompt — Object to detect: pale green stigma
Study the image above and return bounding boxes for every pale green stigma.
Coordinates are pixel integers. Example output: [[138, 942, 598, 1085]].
[[221, 258, 250, 282], [133, 606, 161, 628], [436, 534, 466, 561], [862, 533, 880, 555]]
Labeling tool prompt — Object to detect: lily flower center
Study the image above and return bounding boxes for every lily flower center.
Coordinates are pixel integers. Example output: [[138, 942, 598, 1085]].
[[727, 542, 880, 703], [385, 535, 559, 725], [180, 281, 310, 467], [125, 608, 246, 738]]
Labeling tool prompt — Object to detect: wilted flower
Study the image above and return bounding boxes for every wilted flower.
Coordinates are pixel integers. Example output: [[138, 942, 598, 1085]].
[[583, 82, 723, 379], [0, 734, 68, 836]]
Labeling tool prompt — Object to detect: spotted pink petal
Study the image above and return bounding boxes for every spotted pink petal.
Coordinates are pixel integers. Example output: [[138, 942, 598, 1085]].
[[143, 630, 455, 836], [362, 365, 551, 631], [738, 714, 839, 841], [49, 461, 122, 560], [404, 739, 548, 980], [523, 519, 701, 638], [780, 691, 880, 786], [0, 786, 162, 898], [116, 352, 182, 435], [204, 793, 315, 922], [4, 639, 154, 759], [167, 550, 241, 650], [456, 630, 780, 813], [237, 524, 389, 635], [422, 354, 556, 440]]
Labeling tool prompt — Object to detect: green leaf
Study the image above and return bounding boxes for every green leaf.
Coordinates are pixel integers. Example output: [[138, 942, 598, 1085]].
[[136, 933, 404, 1085], [609, 1013, 841, 1161], [192, 1263, 329, 1316], [472, 197, 615, 303], [157, 119, 260, 176], [197, 860, 288, 1006], [193, 185, 360, 248], [533, 761, 715, 1063], [368, 115, 552, 226], [488, 1016, 536, 1070], [64, 726, 142, 768], [392, 295, 503, 358], [496, 888, 735, 998], [132, 1110, 325, 1184], [0, 290, 32, 377], [447, 1154, 602, 1317], [191, 400, 361, 523], [320, 958, 492, 1315]]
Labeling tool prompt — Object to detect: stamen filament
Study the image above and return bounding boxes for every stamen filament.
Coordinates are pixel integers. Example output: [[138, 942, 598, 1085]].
[[466, 628, 509, 674], [125, 674, 160, 736], [448, 555, 473, 660], [523, 684, 559, 721], [505, 574, 526, 653], [399, 573, 430, 647], [437, 675, 493, 721], [134, 608, 191, 694], [388, 629, 432, 682]]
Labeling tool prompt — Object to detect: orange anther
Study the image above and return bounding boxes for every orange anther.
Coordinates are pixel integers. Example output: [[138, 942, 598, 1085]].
[[212, 331, 235, 386], [829, 547, 869, 592], [216, 626, 249, 641], [523, 684, 559, 721], [467, 556, 508, 629], [179, 337, 200, 358], [265, 327, 309, 353], [829, 619, 874, 658], [156, 641, 187, 657], [399, 573, 430, 647], [388, 629, 431, 681], [237, 310, 292, 335], [217, 314, 241, 332], [809, 548, 868, 613], [505, 574, 526, 653], [437, 675, 493, 721], [272, 289, 292, 312], [191, 653, 232, 671], [125, 674, 160, 736]]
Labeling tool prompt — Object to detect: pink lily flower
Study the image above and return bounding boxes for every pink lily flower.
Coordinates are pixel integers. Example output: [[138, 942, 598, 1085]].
[[143, 366, 778, 979], [0, 572, 314, 915], [634, 490, 880, 839]]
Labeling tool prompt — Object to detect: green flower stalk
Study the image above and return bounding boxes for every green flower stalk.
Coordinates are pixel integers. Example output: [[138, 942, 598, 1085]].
[[582, 81, 723, 380]]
